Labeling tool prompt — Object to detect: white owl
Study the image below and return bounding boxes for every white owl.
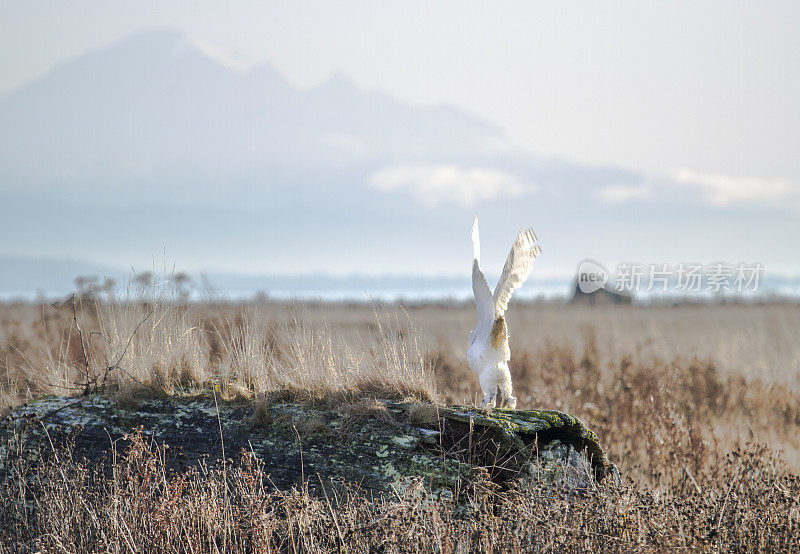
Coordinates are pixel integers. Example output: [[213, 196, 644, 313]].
[[467, 215, 541, 409]]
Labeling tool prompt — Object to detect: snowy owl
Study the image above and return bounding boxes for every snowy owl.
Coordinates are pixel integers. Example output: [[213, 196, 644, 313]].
[[467, 215, 541, 410]]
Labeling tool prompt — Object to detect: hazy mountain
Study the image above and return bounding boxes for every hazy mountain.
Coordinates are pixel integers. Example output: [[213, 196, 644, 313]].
[[0, 29, 643, 203], [1, 28, 797, 286], [0, 29, 505, 202]]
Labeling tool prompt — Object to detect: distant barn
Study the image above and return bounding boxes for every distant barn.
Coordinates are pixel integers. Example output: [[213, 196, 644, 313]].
[[569, 280, 632, 306]]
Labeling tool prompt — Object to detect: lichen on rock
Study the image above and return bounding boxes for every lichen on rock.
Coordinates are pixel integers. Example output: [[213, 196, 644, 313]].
[[0, 394, 618, 500]]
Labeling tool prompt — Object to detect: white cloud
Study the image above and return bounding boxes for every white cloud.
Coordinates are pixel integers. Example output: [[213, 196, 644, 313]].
[[369, 164, 529, 207], [598, 170, 800, 212], [673, 169, 800, 209], [597, 184, 652, 203]]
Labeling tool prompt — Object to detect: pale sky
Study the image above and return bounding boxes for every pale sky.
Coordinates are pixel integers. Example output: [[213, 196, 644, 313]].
[[2, 0, 799, 189]]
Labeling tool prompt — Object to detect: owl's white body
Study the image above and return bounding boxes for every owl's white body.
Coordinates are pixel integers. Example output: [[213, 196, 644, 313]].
[[467, 216, 541, 409]]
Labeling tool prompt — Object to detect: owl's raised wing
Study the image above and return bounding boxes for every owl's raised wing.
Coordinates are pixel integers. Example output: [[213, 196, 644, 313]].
[[471, 216, 493, 331], [493, 228, 541, 318]]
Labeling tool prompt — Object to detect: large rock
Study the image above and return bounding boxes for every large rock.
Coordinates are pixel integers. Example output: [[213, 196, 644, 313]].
[[0, 394, 618, 498]]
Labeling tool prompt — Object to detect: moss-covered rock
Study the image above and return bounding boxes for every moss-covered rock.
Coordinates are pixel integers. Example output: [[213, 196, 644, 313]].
[[0, 394, 617, 499]]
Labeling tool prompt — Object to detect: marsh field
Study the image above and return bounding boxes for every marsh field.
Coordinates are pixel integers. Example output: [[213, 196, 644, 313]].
[[1, 296, 800, 551]]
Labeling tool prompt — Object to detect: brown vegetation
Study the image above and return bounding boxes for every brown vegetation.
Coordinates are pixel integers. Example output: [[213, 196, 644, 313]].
[[1, 297, 800, 550], [1, 429, 798, 552]]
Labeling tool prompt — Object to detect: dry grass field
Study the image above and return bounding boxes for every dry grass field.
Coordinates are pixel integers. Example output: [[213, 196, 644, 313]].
[[1, 295, 799, 551]]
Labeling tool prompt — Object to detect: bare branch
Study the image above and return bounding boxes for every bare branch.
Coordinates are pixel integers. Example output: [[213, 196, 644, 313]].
[[71, 294, 91, 386], [98, 309, 154, 389], [111, 309, 153, 369]]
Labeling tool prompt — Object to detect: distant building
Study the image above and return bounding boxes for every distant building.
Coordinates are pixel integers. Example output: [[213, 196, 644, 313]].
[[569, 280, 633, 306]]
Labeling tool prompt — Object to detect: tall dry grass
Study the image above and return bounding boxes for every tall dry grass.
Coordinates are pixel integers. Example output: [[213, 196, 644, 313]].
[[2, 293, 800, 550], [0, 295, 434, 410], [314, 301, 800, 387]]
